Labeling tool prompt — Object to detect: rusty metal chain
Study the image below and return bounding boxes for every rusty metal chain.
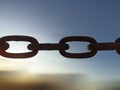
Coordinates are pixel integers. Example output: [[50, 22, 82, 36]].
[[0, 35, 120, 59]]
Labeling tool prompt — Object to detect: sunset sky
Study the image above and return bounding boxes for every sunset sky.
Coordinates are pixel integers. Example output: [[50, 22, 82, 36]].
[[0, 0, 120, 81]]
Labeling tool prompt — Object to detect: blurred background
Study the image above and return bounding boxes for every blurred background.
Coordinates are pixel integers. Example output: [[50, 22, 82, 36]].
[[0, 0, 120, 90]]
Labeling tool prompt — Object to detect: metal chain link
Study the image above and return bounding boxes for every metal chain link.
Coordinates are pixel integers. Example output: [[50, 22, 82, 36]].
[[0, 35, 120, 59]]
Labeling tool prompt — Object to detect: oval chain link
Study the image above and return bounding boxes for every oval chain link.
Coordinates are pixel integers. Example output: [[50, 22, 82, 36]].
[[59, 36, 97, 58], [0, 35, 120, 58], [0, 36, 39, 58]]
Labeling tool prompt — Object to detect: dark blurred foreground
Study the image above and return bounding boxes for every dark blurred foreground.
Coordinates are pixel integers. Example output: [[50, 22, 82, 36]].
[[0, 71, 120, 90], [0, 71, 90, 90]]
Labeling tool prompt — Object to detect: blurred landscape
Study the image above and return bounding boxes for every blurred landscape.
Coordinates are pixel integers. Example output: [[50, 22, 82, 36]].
[[0, 71, 120, 90], [0, 71, 93, 90], [0, 71, 119, 90]]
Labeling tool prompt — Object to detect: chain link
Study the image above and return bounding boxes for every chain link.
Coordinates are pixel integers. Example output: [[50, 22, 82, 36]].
[[0, 35, 120, 59]]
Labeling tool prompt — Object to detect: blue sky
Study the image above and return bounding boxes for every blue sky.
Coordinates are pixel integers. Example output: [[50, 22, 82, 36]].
[[0, 0, 120, 81]]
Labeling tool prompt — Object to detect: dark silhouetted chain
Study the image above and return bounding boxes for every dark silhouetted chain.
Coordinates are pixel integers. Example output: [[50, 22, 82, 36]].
[[0, 35, 120, 59]]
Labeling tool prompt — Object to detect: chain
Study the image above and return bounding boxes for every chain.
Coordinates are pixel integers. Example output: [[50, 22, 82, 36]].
[[0, 35, 120, 59]]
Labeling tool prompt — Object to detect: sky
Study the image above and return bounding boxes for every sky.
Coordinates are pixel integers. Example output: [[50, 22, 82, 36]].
[[0, 0, 120, 81]]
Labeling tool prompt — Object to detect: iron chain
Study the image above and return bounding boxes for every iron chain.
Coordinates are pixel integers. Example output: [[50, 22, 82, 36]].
[[0, 35, 120, 59]]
